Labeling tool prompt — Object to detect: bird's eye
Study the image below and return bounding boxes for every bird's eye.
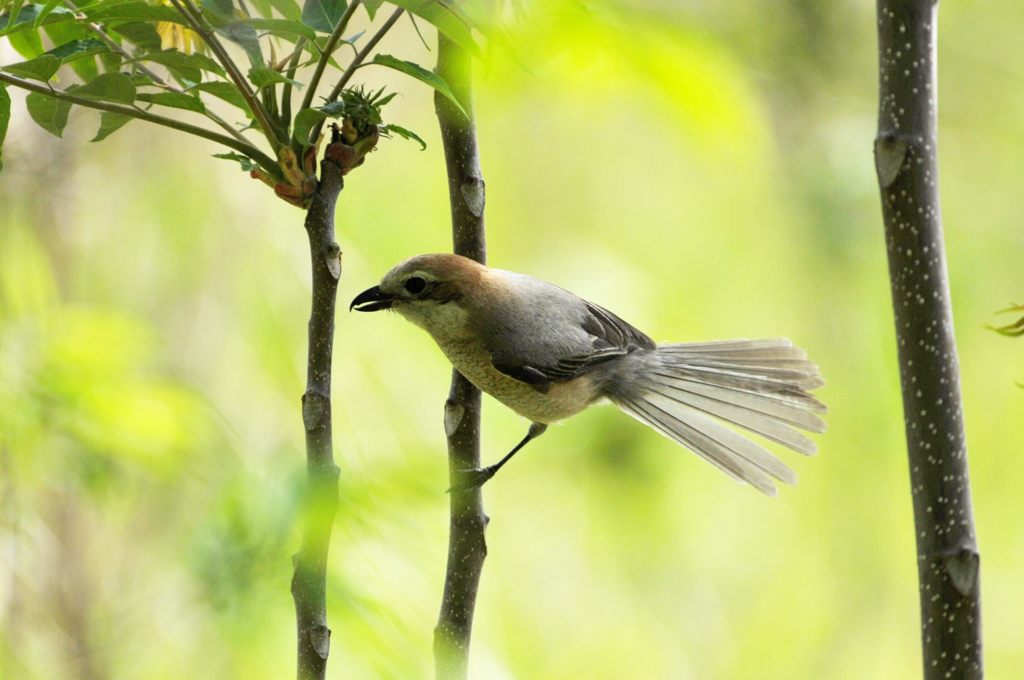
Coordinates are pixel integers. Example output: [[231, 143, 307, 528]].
[[404, 276, 427, 295]]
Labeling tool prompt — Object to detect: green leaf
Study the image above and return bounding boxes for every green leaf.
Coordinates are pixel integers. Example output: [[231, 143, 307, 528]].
[[111, 22, 163, 53], [85, 2, 187, 25], [301, 0, 346, 33], [6, 26, 44, 58], [267, 0, 303, 21], [370, 54, 466, 118], [0, 4, 73, 37], [92, 112, 132, 142], [292, 107, 326, 142], [25, 91, 72, 137], [380, 123, 425, 150], [33, 0, 64, 28], [140, 50, 227, 78], [69, 56, 99, 83], [362, 0, 383, 20], [248, 0, 274, 19], [46, 38, 108, 62], [214, 22, 263, 66], [189, 81, 252, 113], [201, 0, 235, 20], [1, 54, 61, 81], [0, 84, 10, 172], [42, 21, 100, 81], [40, 28, 99, 81], [243, 17, 317, 41], [212, 151, 258, 171], [137, 91, 206, 113], [248, 66, 300, 90], [76, 73, 136, 104], [5, 0, 27, 33], [386, 0, 481, 58]]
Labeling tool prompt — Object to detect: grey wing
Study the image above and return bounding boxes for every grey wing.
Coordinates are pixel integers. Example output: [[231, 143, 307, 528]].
[[486, 289, 655, 392]]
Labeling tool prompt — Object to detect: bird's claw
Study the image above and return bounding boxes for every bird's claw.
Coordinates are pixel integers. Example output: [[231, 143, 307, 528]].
[[447, 466, 498, 493]]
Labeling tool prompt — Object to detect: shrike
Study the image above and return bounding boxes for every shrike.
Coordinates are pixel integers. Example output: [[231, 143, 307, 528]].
[[351, 254, 826, 495]]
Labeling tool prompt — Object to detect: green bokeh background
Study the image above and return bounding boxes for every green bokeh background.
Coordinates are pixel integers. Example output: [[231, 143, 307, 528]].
[[2, 1, 1022, 678]]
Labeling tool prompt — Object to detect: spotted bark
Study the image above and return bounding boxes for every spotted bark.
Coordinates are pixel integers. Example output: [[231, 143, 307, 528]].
[[874, 2, 982, 678]]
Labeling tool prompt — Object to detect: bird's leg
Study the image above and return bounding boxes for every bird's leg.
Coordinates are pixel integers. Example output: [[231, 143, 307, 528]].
[[449, 422, 548, 492]]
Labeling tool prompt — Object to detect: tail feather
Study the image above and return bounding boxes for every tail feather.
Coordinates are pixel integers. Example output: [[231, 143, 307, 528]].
[[648, 384, 819, 453], [659, 337, 804, 355], [650, 370, 827, 413], [611, 338, 826, 496], [651, 374, 827, 433]]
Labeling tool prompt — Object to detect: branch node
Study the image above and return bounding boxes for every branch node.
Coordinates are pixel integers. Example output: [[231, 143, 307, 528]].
[[460, 178, 485, 217], [302, 391, 330, 431], [444, 399, 466, 437], [323, 243, 342, 280], [308, 625, 331, 660], [942, 547, 980, 597], [874, 131, 909, 188]]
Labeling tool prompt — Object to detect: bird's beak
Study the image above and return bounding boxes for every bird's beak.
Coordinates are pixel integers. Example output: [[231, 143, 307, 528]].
[[350, 285, 394, 312]]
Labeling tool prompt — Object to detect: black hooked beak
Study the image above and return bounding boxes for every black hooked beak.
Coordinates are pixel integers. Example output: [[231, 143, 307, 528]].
[[350, 285, 394, 312]]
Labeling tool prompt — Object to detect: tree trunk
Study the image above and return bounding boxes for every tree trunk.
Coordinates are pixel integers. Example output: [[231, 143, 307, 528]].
[[874, 2, 982, 678], [433, 32, 488, 680], [291, 146, 345, 680]]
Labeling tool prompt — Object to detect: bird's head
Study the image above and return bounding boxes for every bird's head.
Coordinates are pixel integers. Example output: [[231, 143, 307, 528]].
[[350, 253, 485, 333]]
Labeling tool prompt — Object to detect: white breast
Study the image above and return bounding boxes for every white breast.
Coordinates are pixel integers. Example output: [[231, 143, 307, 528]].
[[398, 302, 597, 423], [439, 336, 598, 424]]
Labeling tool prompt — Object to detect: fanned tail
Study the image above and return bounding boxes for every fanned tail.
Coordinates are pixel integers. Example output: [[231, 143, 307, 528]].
[[611, 338, 826, 496]]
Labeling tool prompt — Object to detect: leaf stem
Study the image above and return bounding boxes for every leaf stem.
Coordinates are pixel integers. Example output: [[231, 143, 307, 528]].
[[280, 36, 306, 127], [309, 6, 404, 143], [0, 71, 281, 178]]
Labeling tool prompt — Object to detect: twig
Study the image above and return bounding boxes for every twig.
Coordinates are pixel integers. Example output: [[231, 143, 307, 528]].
[[0, 71, 280, 176], [432, 31, 487, 680], [280, 37, 306, 127], [874, 2, 982, 678], [308, 7, 404, 143], [299, 0, 362, 115]]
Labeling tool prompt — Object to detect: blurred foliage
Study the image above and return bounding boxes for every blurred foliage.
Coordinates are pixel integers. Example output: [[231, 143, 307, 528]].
[[988, 303, 1024, 338], [2, 0, 1024, 679]]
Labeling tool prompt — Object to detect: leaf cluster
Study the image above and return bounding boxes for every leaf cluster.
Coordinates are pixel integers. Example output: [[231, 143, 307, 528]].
[[0, 0, 489, 205]]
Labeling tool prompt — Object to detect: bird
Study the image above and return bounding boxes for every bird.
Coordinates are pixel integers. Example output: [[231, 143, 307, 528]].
[[350, 254, 826, 495]]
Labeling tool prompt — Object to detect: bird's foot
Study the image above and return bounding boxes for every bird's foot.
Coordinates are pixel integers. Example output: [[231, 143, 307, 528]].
[[447, 465, 499, 493]]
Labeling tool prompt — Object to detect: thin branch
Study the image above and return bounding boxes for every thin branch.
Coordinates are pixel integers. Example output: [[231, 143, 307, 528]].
[[291, 133, 345, 680], [0, 71, 280, 176], [874, 2, 982, 679], [326, 8, 403, 103], [307, 7, 404, 143], [169, 0, 285, 150], [433, 31, 487, 680], [299, 0, 362, 115], [280, 37, 306, 126]]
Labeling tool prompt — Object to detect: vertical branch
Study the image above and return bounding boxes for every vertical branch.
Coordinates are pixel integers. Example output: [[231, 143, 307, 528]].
[[433, 32, 488, 680], [291, 137, 345, 680], [874, 2, 982, 679]]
